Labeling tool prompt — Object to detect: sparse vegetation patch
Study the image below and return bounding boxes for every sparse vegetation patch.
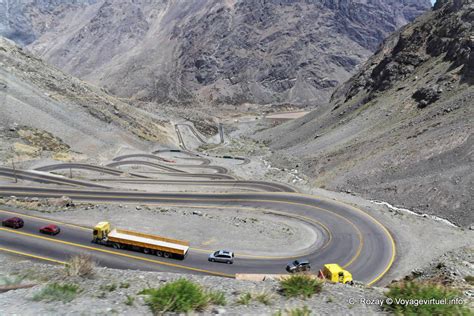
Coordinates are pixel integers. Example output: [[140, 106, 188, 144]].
[[279, 274, 323, 299], [236, 291, 274, 306], [0, 275, 26, 286], [236, 292, 253, 305], [100, 283, 117, 292], [274, 305, 312, 316], [124, 295, 135, 306], [33, 283, 81, 303], [140, 278, 226, 314], [383, 281, 471, 315]]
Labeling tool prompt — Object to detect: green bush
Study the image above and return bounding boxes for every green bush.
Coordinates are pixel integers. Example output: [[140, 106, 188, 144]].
[[280, 275, 323, 299], [236, 292, 253, 305], [100, 283, 117, 292], [207, 290, 227, 306], [124, 295, 134, 306], [140, 278, 226, 314], [33, 283, 81, 303], [0, 275, 26, 286], [236, 291, 274, 306], [383, 281, 471, 316], [255, 291, 274, 305]]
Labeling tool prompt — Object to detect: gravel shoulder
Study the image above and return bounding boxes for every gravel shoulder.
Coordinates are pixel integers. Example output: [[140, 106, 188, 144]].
[[0, 246, 471, 315], [0, 252, 386, 316]]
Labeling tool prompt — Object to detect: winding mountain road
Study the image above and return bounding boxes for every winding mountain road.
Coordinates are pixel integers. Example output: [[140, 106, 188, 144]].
[[0, 124, 396, 286], [0, 186, 395, 285]]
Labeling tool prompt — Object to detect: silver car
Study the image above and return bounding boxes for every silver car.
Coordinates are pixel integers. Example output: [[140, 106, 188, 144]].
[[208, 250, 234, 264]]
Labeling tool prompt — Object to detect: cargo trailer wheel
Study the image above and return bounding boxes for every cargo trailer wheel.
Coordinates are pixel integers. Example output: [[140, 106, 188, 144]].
[[164, 252, 171, 258], [112, 243, 121, 249], [143, 248, 150, 254], [156, 251, 163, 257]]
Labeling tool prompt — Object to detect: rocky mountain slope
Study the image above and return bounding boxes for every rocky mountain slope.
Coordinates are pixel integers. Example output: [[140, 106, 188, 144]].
[[256, 0, 473, 226], [0, 36, 173, 162], [1, 0, 430, 106], [0, 0, 98, 46]]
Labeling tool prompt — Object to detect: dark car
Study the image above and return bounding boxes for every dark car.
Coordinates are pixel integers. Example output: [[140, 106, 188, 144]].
[[2, 217, 24, 229], [39, 224, 61, 236], [286, 259, 311, 273]]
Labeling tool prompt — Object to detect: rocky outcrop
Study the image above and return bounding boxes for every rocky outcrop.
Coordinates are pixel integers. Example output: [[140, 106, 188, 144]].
[[412, 87, 441, 108], [335, 0, 472, 102], [2, 0, 431, 106]]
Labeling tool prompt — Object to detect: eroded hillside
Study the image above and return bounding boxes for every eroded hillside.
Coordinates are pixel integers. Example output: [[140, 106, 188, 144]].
[[0, 37, 173, 161]]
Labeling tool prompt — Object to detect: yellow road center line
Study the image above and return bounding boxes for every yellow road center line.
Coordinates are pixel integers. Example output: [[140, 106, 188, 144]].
[[0, 192, 360, 264], [0, 209, 90, 231], [1, 188, 395, 284], [0, 207, 332, 260], [291, 193, 397, 286], [0, 246, 66, 265], [0, 228, 234, 278]]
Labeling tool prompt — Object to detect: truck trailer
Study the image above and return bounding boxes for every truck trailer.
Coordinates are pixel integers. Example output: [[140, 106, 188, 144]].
[[92, 222, 189, 259]]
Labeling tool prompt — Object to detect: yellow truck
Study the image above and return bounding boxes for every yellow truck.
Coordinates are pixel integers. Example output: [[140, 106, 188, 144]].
[[320, 264, 353, 285], [92, 222, 189, 260]]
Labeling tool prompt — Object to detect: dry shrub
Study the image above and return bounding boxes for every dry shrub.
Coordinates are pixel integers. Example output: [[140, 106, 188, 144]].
[[65, 254, 95, 278]]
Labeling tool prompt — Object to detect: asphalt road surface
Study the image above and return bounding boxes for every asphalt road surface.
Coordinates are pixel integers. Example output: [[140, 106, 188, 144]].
[[0, 185, 395, 285], [0, 126, 396, 285]]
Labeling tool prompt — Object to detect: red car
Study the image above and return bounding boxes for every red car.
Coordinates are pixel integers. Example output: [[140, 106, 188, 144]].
[[39, 224, 61, 236], [2, 217, 24, 229]]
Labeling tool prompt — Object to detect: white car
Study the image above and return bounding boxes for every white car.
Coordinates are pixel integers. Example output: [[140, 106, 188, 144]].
[[208, 250, 234, 264]]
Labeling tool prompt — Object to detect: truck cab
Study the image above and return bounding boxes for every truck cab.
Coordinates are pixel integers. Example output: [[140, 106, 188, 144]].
[[93, 221, 111, 242], [321, 264, 353, 285]]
